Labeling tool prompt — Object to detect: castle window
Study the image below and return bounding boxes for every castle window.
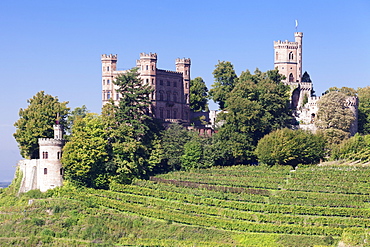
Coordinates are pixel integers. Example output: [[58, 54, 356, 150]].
[[107, 66, 110, 71], [167, 92, 171, 101], [107, 79, 110, 85], [167, 110, 171, 118], [152, 65, 154, 71], [289, 52, 294, 60], [185, 70, 188, 75], [160, 80, 163, 85], [107, 91, 111, 99], [42, 152, 48, 159], [173, 81, 177, 87], [116, 93, 120, 100], [185, 83, 188, 89], [159, 91, 164, 101], [185, 94, 188, 103], [146, 78, 149, 84], [152, 79, 154, 85], [173, 93, 177, 102], [103, 79, 105, 85], [289, 73, 295, 82], [44, 168, 48, 175], [60, 168, 63, 176], [173, 110, 177, 119], [275, 52, 279, 60], [146, 65, 149, 70], [159, 108, 163, 118], [57, 152, 61, 159], [167, 81, 170, 86]]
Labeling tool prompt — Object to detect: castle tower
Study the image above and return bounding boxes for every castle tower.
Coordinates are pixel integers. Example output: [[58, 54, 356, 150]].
[[176, 58, 191, 121], [37, 124, 65, 192], [137, 53, 157, 89], [274, 32, 303, 83], [101, 54, 117, 104]]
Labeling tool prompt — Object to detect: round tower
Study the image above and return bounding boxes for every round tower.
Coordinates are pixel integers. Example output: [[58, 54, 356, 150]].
[[295, 32, 303, 82], [37, 124, 65, 192]]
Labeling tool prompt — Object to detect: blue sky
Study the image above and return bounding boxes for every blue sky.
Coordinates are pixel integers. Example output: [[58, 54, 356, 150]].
[[1, 0, 369, 181]]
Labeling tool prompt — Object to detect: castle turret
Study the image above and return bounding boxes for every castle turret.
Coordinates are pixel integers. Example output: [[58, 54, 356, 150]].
[[176, 58, 191, 122], [37, 124, 65, 192]]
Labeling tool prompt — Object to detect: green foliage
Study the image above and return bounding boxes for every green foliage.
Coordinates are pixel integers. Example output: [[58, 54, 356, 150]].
[[331, 133, 370, 161], [324, 86, 357, 97], [255, 128, 325, 167], [62, 113, 110, 188], [161, 123, 190, 170], [101, 68, 164, 184], [13, 91, 69, 159], [316, 91, 355, 145], [209, 61, 238, 109], [357, 86, 370, 134], [211, 68, 292, 165], [190, 77, 209, 112], [66, 105, 89, 135], [181, 140, 203, 170], [301, 71, 312, 83]]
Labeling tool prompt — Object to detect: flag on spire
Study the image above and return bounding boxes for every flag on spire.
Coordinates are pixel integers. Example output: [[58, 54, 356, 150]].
[[295, 20, 298, 29]]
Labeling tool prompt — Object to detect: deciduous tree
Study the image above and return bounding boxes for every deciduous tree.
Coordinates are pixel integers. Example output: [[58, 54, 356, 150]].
[[14, 91, 69, 159], [190, 77, 208, 112], [357, 86, 370, 134], [209, 61, 237, 110]]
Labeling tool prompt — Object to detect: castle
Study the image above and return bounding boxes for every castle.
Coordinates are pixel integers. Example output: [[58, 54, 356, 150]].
[[101, 53, 191, 124], [18, 124, 65, 193], [274, 32, 358, 134]]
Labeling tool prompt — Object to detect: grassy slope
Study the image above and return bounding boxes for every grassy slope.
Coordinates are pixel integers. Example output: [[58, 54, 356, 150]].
[[0, 163, 369, 246]]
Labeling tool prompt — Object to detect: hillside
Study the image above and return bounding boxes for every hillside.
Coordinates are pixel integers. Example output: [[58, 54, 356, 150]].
[[0, 163, 369, 246]]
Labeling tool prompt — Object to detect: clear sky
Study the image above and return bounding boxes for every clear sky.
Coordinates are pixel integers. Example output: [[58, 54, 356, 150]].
[[1, 0, 369, 181]]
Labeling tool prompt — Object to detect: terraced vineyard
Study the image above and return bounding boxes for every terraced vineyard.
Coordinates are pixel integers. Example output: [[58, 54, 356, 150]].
[[1, 163, 370, 246], [62, 164, 370, 246]]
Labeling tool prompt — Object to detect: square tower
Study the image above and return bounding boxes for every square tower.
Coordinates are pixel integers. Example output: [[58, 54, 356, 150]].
[[274, 32, 303, 83]]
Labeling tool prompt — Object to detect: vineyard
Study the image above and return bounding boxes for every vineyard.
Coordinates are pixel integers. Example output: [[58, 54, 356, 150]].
[[1, 163, 370, 246]]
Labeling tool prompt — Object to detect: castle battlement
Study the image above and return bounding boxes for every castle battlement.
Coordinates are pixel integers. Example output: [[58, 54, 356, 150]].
[[38, 138, 65, 146], [101, 54, 117, 61], [157, 69, 182, 75], [176, 58, 191, 64], [140, 52, 157, 59], [346, 96, 359, 107]]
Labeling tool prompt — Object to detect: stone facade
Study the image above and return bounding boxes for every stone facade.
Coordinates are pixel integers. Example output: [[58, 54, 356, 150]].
[[274, 32, 358, 135], [101, 53, 191, 124], [18, 124, 64, 193]]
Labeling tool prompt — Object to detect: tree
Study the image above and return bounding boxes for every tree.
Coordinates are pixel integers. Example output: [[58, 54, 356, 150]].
[[181, 140, 203, 171], [209, 61, 238, 109], [331, 133, 370, 162], [316, 91, 355, 144], [357, 86, 370, 134], [190, 77, 208, 112], [324, 86, 357, 97], [14, 91, 69, 159], [66, 105, 89, 135], [211, 68, 292, 165], [255, 128, 325, 168], [102, 68, 163, 183], [62, 113, 110, 188], [161, 123, 190, 171]]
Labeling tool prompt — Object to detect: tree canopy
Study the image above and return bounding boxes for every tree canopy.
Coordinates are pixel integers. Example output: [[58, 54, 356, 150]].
[[189, 77, 208, 112], [14, 91, 69, 159], [209, 61, 238, 110], [357, 86, 370, 134]]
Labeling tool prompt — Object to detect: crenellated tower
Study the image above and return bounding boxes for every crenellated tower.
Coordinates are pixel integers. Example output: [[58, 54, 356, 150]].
[[176, 58, 191, 103], [101, 54, 117, 103], [274, 32, 303, 83]]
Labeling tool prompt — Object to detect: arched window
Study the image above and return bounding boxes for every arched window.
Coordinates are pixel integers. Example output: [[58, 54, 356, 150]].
[[159, 108, 164, 118], [57, 152, 61, 159], [60, 168, 63, 176], [167, 110, 171, 118], [107, 66, 110, 71], [107, 91, 111, 99], [146, 65, 149, 70], [275, 52, 279, 60], [289, 73, 294, 82], [173, 93, 177, 102], [44, 168, 48, 175], [167, 92, 171, 101], [289, 52, 294, 60], [107, 79, 110, 85], [173, 110, 177, 119], [173, 81, 177, 87], [159, 91, 164, 101]]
